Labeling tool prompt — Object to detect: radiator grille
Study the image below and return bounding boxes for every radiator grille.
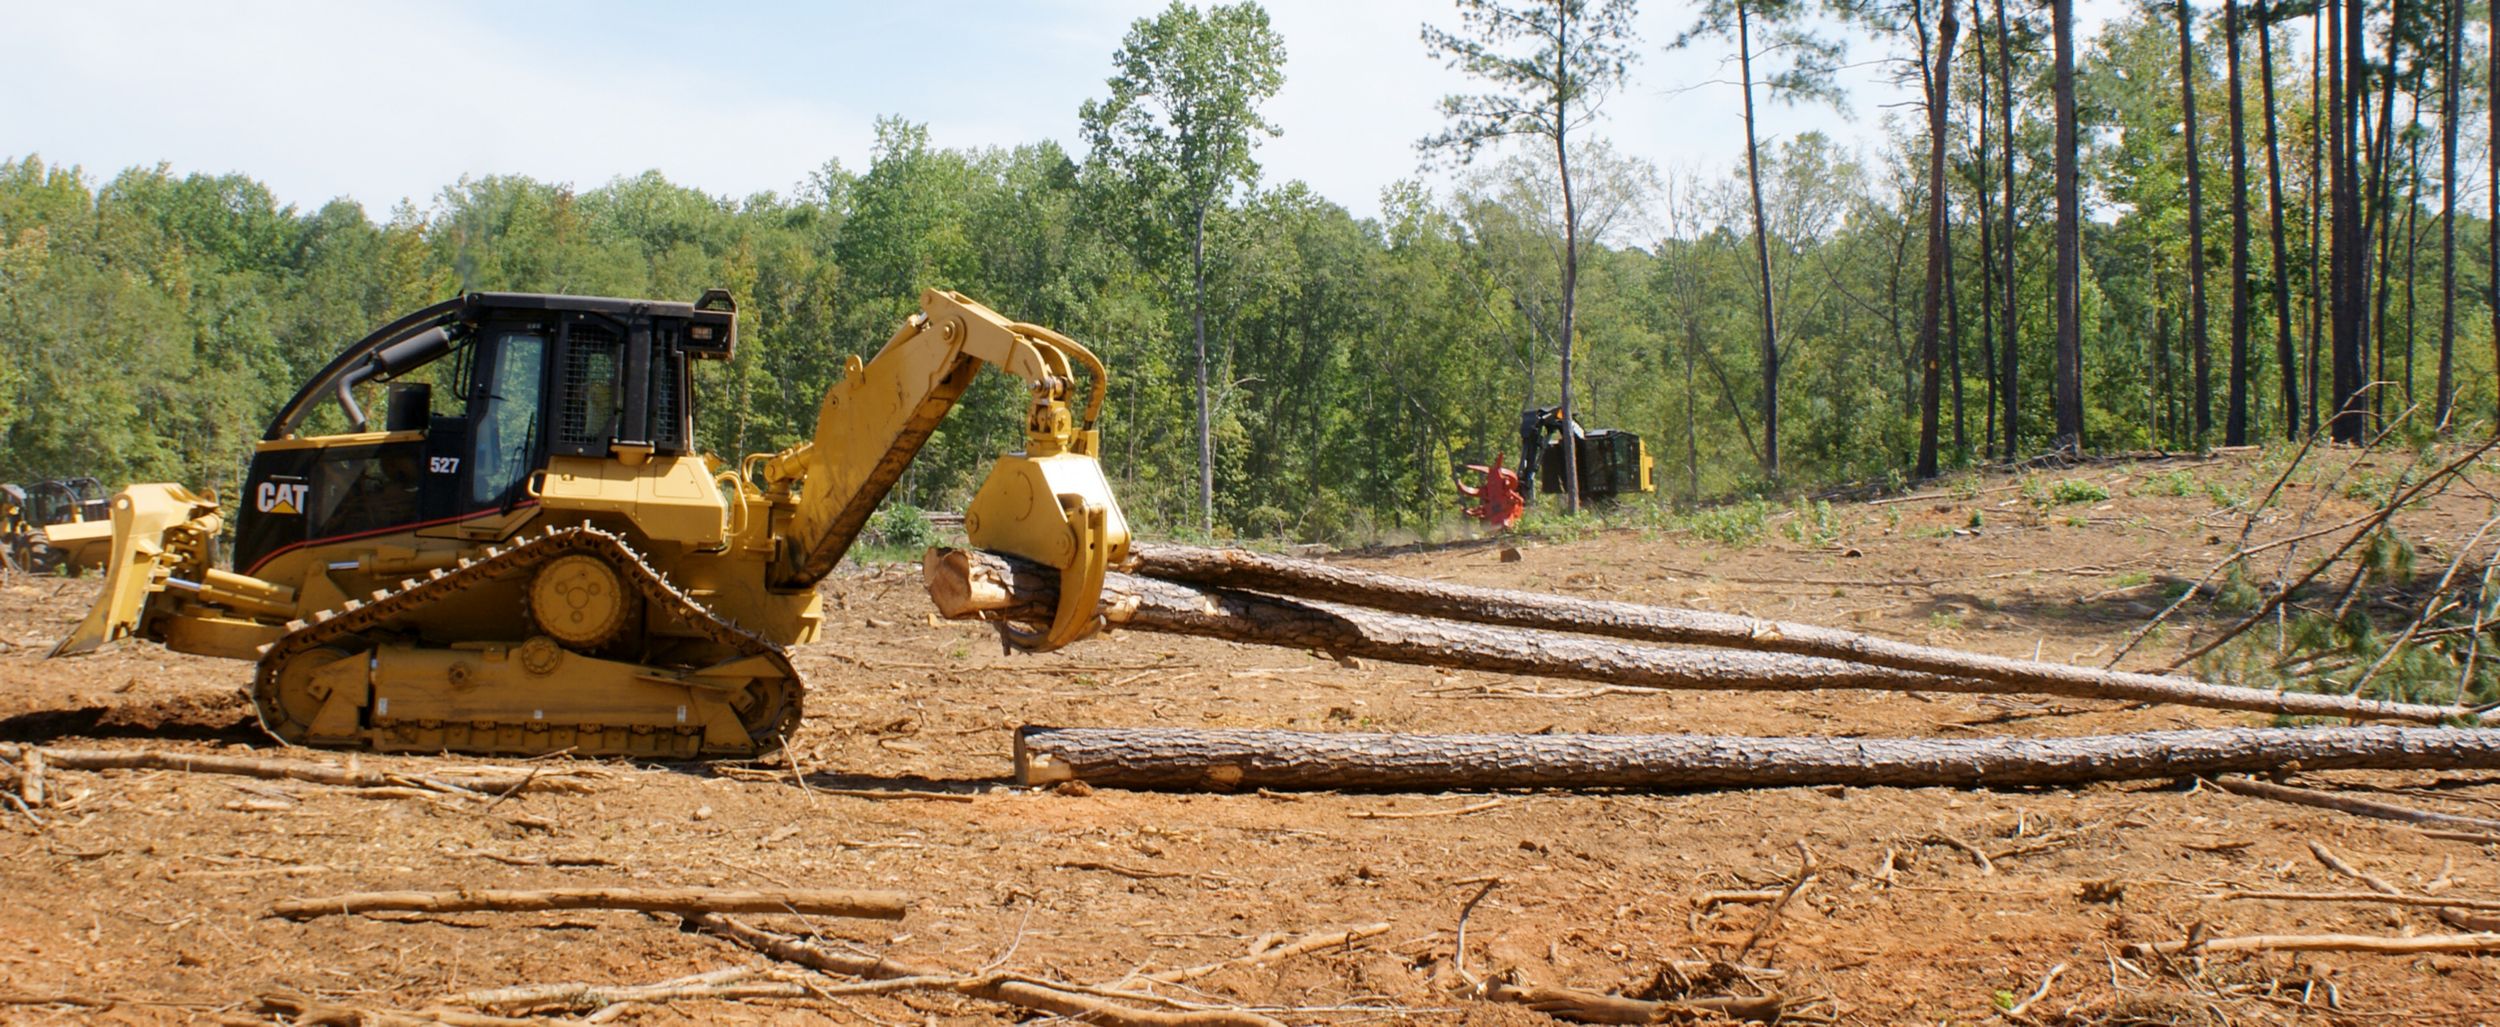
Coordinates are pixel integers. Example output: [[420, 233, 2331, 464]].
[[558, 323, 621, 448], [651, 341, 685, 450]]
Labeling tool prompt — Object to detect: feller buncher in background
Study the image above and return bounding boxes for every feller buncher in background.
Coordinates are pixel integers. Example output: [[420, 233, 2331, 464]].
[[1515, 406, 1654, 506], [1457, 407, 1655, 529], [51, 289, 1127, 758]]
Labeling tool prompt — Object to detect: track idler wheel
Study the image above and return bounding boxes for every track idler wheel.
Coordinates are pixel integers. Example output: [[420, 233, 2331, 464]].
[[256, 645, 356, 743], [527, 554, 641, 651]]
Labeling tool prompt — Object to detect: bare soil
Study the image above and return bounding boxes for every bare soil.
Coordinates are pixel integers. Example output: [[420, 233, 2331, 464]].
[[4, 451, 2500, 1025]]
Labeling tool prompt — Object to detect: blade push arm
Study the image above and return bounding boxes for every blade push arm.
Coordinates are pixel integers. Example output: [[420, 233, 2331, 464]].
[[760, 291, 1128, 650]]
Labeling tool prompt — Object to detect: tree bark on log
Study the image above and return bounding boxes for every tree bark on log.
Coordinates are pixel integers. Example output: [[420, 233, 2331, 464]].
[[271, 887, 908, 921], [1014, 725, 2500, 792], [929, 548, 2460, 724], [1128, 544, 2455, 722]]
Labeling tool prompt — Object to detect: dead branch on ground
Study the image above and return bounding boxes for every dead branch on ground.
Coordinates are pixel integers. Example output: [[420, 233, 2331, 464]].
[[1132, 922, 1392, 986], [0, 744, 600, 797], [689, 913, 1285, 1027], [271, 886, 907, 921], [255, 992, 546, 1026], [2126, 931, 2500, 957], [2210, 775, 2500, 832]]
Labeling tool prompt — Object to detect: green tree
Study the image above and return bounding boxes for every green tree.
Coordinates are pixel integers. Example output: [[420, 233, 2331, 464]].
[[1674, 0, 1839, 480], [1080, 1, 1287, 535], [1424, 0, 1641, 510]]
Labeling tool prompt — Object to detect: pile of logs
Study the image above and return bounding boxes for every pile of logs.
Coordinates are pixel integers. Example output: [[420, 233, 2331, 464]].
[[922, 544, 2496, 793]]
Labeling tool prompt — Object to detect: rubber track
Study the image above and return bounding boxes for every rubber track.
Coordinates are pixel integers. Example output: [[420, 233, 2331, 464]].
[[251, 524, 803, 754]]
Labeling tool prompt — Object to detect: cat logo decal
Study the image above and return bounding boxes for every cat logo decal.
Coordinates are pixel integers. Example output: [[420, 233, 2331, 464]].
[[256, 481, 310, 515]]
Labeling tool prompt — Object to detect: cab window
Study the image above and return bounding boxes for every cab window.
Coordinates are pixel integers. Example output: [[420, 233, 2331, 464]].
[[469, 332, 545, 506]]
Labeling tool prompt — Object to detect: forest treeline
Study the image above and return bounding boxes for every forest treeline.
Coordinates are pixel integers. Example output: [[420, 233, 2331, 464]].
[[1, 0, 2494, 543]]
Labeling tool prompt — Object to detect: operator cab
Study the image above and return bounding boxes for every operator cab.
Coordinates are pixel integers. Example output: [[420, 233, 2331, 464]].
[[232, 291, 735, 573]]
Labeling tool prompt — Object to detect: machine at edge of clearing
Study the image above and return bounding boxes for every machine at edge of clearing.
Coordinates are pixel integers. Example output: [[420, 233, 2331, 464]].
[[50, 288, 1128, 759]]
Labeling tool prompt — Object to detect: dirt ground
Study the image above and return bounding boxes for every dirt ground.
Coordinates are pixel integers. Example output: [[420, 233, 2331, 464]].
[[5, 450, 2500, 1025]]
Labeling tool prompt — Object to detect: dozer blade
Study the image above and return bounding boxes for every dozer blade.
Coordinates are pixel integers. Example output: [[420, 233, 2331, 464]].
[[38, 518, 115, 575], [50, 484, 222, 656]]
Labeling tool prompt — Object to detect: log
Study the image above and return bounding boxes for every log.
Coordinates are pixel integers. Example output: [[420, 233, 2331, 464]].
[[270, 886, 908, 921], [1125, 543, 2465, 724], [1013, 725, 2500, 792], [690, 913, 1285, 1027], [927, 549, 2462, 723]]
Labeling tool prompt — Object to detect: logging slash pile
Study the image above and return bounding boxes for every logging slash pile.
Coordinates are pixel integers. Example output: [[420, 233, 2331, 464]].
[[925, 543, 2491, 793]]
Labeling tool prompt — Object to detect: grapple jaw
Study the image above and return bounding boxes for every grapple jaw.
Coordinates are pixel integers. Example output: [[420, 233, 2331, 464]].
[[963, 448, 1128, 652], [50, 484, 224, 656]]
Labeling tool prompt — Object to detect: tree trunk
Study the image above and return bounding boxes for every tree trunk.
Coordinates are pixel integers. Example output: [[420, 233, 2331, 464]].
[[1974, 0, 2000, 455], [2437, 0, 2460, 425], [2329, 0, 2367, 442], [2258, 1, 2301, 438], [2180, 0, 2214, 445], [2491, 0, 2499, 429], [2308, 5, 2326, 434], [2225, 0, 2253, 445], [1556, 35, 1584, 512], [2052, 0, 2085, 451], [1119, 543, 2463, 723], [2364, 49, 2399, 420], [1013, 725, 2500, 792], [1997, 0, 2021, 459], [1193, 203, 1215, 534], [1739, 0, 1782, 478], [271, 887, 909, 922], [1917, 0, 1961, 479]]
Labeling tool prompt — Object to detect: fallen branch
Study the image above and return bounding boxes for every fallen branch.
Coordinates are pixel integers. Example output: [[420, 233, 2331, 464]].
[[1926, 834, 1995, 874], [2125, 931, 2500, 957], [690, 913, 1283, 1027], [929, 549, 2461, 724], [255, 992, 545, 1026], [0, 744, 598, 796], [1480, 980, 1787, 1024], [2165, 434, 2500, 670], [1348, 799, 1504, 820], [1015, 725, 2500, 792], [457, 969, 807, 1016], [2221, 889, 2500, 912], [2210, 776, 2500, 832], [1137, 922, 1392, 985], [272, 886, 908, 922], [1733, 844, 1815, 962], [1122, 544, 2450, 723]]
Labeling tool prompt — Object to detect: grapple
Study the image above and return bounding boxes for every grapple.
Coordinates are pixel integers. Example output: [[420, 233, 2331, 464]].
[[1455, 453, 1525, 530]]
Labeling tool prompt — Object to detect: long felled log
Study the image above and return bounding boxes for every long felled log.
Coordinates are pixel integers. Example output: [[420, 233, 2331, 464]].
[[1128, 543, 2469, 724], [271, 886, 908, 921], [926, 548, 2460, 723], [1014, 725, 2500, 791]]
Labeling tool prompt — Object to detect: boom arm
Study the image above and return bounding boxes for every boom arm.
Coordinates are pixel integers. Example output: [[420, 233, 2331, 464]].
[[760, 290, 1128, 650]]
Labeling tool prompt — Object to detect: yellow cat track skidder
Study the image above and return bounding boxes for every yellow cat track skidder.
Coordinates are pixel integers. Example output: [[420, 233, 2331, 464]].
[[54, 289, 1127, 758]]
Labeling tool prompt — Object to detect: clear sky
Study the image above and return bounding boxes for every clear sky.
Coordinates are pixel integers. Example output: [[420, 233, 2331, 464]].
[[2, 0, 2124, 226]]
